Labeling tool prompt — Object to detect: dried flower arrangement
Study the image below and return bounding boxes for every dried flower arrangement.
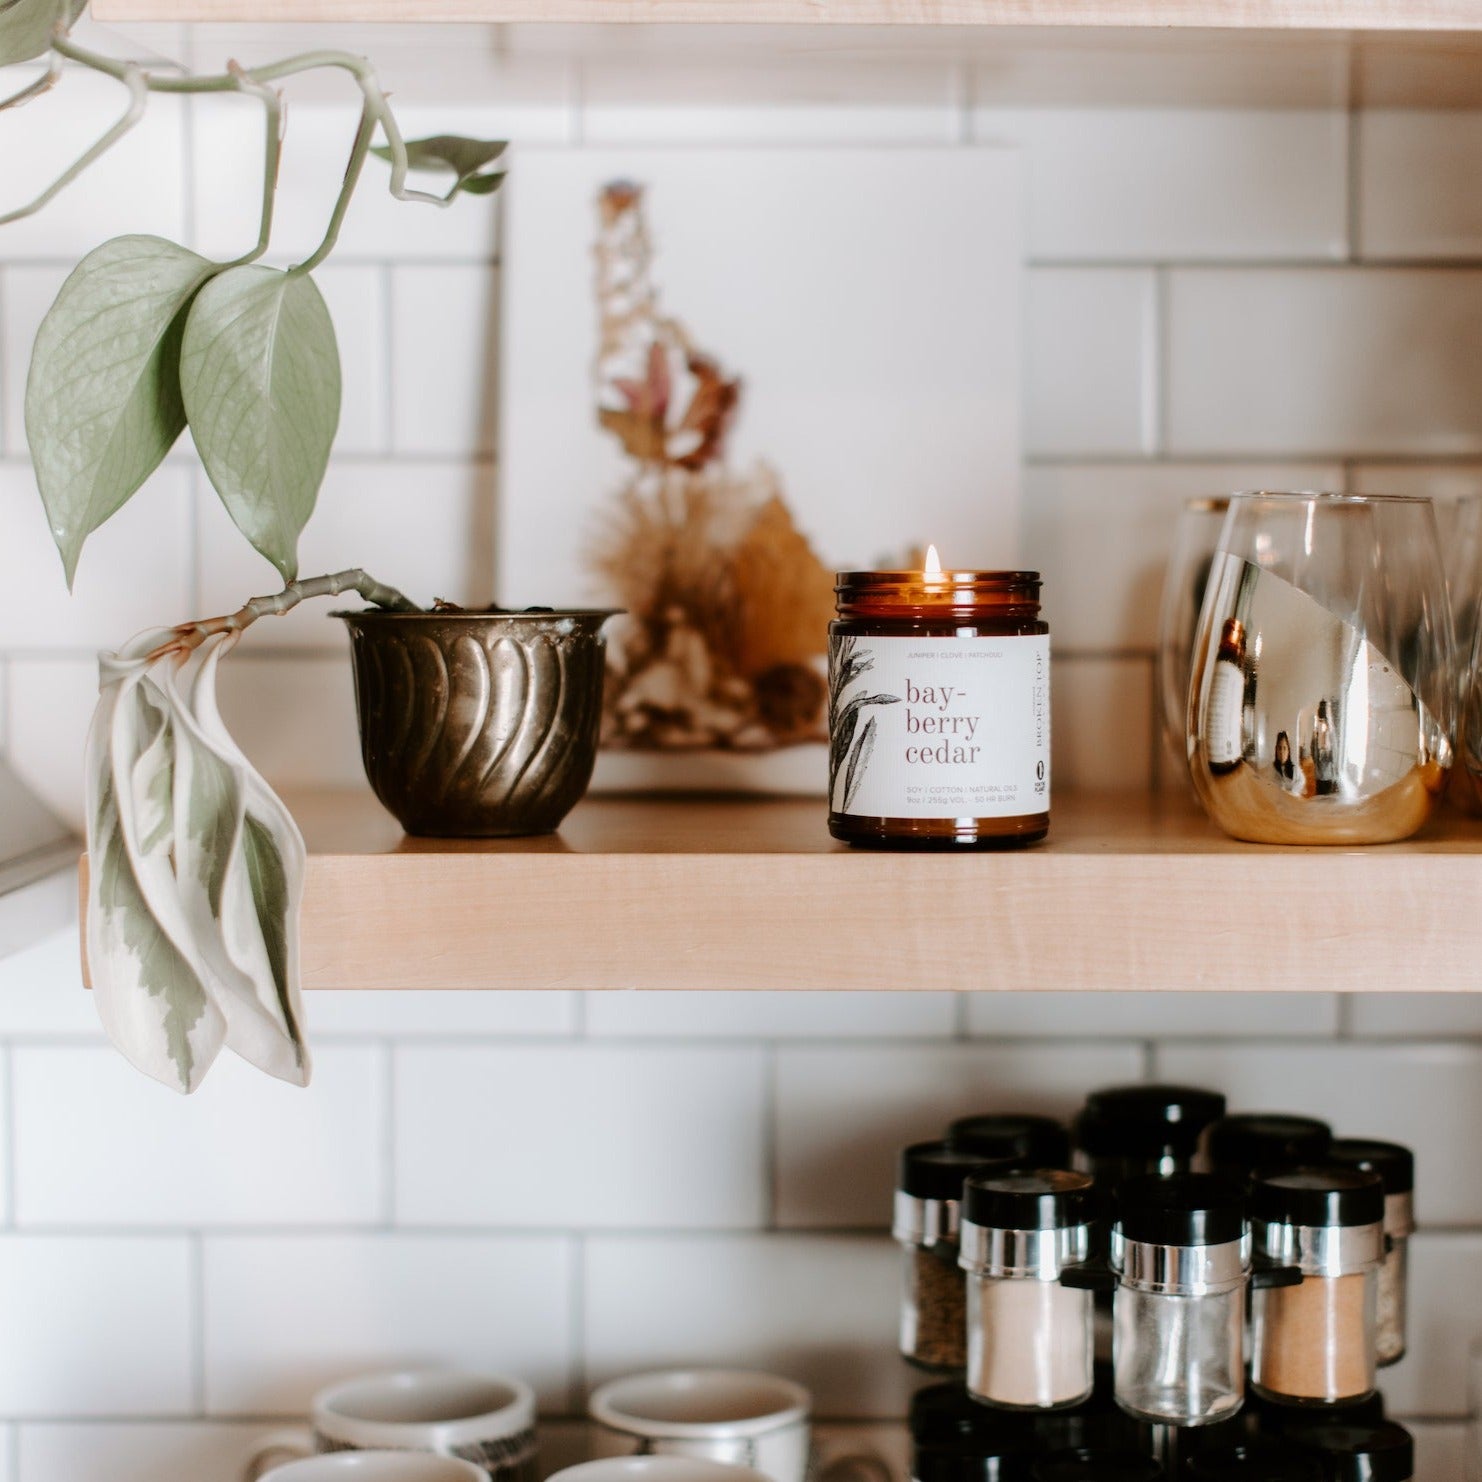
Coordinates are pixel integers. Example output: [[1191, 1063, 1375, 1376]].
[[588, 182, 836, 753]]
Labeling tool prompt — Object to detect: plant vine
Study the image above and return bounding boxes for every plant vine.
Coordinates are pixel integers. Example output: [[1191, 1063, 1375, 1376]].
[[0, 2, 507, 587]]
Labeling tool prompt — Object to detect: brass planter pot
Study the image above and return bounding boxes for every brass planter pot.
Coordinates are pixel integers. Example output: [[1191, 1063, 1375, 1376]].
[[339, 609, 615, 837]]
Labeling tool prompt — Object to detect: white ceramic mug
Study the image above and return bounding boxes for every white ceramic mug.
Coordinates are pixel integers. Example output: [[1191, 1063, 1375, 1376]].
[[261, 1455, 489, 1482], [588, 1370, 811, 1482], [244, 1370, 538, 1482], [553, 1457, 774, 1482]]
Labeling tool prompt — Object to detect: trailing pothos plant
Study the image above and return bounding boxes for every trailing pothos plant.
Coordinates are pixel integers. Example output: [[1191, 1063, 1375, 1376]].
[[3, 0, 504, 1092]]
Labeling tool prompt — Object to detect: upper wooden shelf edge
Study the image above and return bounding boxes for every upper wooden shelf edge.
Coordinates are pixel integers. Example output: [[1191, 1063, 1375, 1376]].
[[120, 786, 1473, 995], [85, 0, 1482, 29]]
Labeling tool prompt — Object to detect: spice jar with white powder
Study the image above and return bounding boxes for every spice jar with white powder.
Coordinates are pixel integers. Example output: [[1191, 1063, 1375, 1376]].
[[1111, 1175, 1250, 1427], [1325, 1140, 1414, 1367], [1250, 1167, 1385, 1408], [894, 1142, 995, 1372], [958, 1169, 1097, 1411]]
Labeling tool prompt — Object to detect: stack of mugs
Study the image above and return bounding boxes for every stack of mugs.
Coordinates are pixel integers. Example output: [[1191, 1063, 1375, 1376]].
[[894, 1089, 1417, 1480], [240, 1368, 819, 1482]]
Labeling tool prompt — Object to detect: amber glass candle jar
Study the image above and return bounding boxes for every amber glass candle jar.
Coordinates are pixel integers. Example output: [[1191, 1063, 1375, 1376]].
[[829, 567, 1049, 847]]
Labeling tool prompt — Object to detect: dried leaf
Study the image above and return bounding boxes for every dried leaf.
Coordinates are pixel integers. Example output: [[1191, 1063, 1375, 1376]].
[[730, 489, 835, 678]]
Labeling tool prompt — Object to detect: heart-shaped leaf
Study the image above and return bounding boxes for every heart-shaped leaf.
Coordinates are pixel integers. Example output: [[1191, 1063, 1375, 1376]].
[[0, 0, 85, 67], [25, 235, 216, 586], [373, 134, 507, 198], [180, 265, 340, 582]]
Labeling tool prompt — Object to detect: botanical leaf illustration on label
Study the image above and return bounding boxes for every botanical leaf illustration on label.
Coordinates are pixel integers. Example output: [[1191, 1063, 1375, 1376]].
[[828, 635, 901, 812]]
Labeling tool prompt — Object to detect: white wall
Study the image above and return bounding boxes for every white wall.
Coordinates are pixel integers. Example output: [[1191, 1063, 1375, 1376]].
[[1, 20, 1481, 1481]]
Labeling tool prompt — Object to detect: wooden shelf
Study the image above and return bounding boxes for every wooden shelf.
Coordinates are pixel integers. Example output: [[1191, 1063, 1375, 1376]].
[[217, 787, 1481, 993], [84, 0, 1482, 29]]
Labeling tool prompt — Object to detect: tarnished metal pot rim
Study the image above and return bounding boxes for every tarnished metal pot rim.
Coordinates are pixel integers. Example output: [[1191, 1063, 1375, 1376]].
[[336, 608, 621, 624]]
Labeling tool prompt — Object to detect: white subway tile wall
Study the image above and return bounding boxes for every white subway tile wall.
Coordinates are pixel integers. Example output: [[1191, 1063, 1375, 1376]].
[[4, 25, 1482, 1479]]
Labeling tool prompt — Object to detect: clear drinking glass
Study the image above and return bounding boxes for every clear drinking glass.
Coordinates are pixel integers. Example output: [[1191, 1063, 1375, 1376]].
[[1187, 492, 1455, 845], [1157, 497, 1231, 774]]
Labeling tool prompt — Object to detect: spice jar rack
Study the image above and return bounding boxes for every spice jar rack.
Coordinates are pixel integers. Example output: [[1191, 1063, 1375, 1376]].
[[895, 1084, 1419, 1481]]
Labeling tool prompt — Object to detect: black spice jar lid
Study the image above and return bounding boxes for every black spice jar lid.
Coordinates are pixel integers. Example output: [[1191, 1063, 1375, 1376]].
[[1030, 1449, 1162, 1481], [1113, 1173, 1246, 1247], [900, 1142, 997, 1201], [1250, 1390, 1385, 1438], [1206, 1115, 1332, 1178], [948, 1114, 1072, 1169], [1325, 1140, 1415, 1197], [911, 1384, 1031, 1445], [1288, 1422, 1414, 1482], [1074, 1085, 1226, 1160], [963, 1169, 1096, 1231], [913, 1444, 1036, 1482], [1185, 1444, 1324, 1481], [1250, 1166, 1385, 1229]]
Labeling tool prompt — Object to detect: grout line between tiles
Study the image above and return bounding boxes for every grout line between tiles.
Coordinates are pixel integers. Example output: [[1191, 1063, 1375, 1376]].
[[0, 264, 7, 461], [1148, 266, 1169, 458], [571, 59, 588, 147], [2, 1046, 15, 1232], [380, 1042, 396, 1229], [569, 1232, 587, 1409], [379, 263, 396, 459], [950, 60, 972, 146], [761, 1043, 778, 1230], [188, 1231, 206, 1415], [1344, 100, 1361, 265], [7, 1421, 16, 1482]]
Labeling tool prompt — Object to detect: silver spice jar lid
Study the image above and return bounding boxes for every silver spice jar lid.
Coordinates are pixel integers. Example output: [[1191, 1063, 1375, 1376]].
[[892, 1142, 1000, 1249], [1250, 1166, 1386, 1276], [958, 1169, 1095, 1279]]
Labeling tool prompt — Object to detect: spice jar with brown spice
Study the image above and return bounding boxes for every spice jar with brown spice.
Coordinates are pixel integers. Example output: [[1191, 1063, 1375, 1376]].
[[958, 1169, 1097, 1412], [1325, 1140, 1414, 1368], [1250, 1167, 1386, 1408], [894, 1142, 996, 1372]]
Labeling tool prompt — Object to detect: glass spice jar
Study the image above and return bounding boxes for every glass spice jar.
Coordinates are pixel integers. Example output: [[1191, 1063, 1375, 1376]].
[[828, 567, 1049, 848], [1110, 1174, 1250, 1427], [948, 1114, 1072, 1170], [1074, 1086, 1228, 1187], [894, 1142, 996, 1372], [959, 1170, 1097, 1412], [1324, 1140, 1415, 1368], [1250, 1168, 1386, 1408], [1204, 1116, 1333, 1185]]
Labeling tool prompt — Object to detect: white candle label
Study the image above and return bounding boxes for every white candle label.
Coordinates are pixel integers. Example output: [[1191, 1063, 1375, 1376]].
[[829, 634, 1050, 818]]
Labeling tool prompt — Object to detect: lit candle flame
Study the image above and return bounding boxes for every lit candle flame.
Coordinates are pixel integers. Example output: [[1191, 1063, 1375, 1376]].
[[924, 544, 943, 578]]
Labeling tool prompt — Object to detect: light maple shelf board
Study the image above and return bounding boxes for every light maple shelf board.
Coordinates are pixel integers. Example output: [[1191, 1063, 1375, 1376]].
[[84, 0, 1482, 26], [187, 787, 1482, 994]]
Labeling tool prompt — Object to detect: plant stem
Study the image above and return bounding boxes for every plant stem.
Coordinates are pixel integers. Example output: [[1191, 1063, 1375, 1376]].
[[49, 33, 451, 214], [0, 59, 145, 228], [226, 61, 283, 267], [153, 570, 420, 662], [291, 97, 377, 276], [0, 58, 59, 111]]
